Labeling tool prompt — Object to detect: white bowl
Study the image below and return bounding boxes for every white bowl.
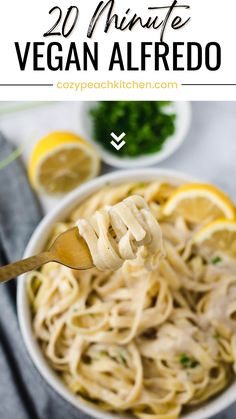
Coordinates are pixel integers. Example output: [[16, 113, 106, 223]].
[[81, 102, 191, 168], [17, 169, 236, 419]]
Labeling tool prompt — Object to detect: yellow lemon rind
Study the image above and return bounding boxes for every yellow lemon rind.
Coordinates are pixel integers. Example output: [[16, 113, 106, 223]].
[[163, 183, 235, 220]]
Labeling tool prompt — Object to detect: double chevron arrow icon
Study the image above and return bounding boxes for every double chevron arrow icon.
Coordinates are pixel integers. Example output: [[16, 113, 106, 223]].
[[110, 132, 126, 150]]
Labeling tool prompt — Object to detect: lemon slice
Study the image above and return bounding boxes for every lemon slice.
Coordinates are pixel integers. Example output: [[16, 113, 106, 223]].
[[163, 183, 235, 223], [28, 132, 100, 195], [194, 219, 236, 257]]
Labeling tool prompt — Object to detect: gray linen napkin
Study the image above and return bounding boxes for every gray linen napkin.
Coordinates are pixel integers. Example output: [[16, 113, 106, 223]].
[[0, 133, 234, 419], [0, 133, 91, 419]]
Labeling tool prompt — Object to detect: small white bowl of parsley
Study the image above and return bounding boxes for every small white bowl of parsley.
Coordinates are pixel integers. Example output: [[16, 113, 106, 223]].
[[84, 101, 191, 168]]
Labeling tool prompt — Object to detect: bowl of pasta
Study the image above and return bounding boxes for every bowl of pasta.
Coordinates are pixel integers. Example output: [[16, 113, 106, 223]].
[[17, 168, 236, 419]]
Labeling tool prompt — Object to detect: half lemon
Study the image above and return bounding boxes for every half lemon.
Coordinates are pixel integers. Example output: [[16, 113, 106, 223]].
[[163, 183, 235, 223], [28, 132, 100, 195]]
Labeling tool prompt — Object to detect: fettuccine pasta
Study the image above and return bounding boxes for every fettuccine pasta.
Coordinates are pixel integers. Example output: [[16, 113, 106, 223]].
[[77, 195, 164, 271], [28, 181, 236, 419]]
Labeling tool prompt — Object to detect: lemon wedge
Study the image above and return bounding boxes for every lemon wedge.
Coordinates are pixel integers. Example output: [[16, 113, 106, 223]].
[[28, 132, 100, 195], [163, 183, 235, 223], [193, 219, 236, 257]]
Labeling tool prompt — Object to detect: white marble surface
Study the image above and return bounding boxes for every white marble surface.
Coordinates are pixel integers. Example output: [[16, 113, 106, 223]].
[[0, 101, 236, 418]]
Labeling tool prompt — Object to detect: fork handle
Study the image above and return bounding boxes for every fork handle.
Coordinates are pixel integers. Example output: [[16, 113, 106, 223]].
[[0, 252, 53, 283]]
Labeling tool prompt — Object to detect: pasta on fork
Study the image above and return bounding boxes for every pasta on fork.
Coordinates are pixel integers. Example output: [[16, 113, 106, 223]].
[[77, 195, 164, 271]]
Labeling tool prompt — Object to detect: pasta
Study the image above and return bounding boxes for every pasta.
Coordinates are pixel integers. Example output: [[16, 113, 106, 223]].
[[77, 195, 164, 271], [28, 181, 236, 419]]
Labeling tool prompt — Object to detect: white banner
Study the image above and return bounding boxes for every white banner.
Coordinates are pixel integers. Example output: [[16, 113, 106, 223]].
[[0, 0, 235, 100]]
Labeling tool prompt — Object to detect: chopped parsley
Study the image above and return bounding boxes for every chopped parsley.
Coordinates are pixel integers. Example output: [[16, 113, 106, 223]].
[[179, 354, 199, 369], [190, 360, 200, 368], [211, 256, 222, 265], [90, 101, 176, 158], [118, 351, 128, 367]]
